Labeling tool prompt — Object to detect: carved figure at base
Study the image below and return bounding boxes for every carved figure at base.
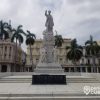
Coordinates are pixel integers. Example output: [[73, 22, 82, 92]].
[[39, 47, 47, 63]]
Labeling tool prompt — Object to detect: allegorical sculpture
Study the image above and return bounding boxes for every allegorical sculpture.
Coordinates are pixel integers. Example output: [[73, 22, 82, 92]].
[[45, 10, 54, 32], [39, 47, 46, 63]]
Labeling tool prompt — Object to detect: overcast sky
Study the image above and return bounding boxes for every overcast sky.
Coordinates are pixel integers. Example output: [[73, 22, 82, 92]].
[[0, 0, 100, 51]]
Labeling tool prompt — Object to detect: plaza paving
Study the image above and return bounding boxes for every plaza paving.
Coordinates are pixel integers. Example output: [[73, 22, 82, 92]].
[[0, 73, 100, 100]]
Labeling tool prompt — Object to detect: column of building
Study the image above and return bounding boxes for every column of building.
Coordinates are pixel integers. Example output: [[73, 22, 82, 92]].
[[7, 64, 11, 72], [74, 67, 77, 72], [80, 67, 82, 72], [97, 67, 99, 73], [0, 64, 1, 72]]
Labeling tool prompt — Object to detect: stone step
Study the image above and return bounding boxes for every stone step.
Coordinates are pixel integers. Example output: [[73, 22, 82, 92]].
[[0, 93, 86, 97], [66, 77, 99, 83], [36, 67, 62, 69], [0, 77, 99, 83], [0, 93, 99, 97], [0, 96, 100, 100], [0, 78, 32, 83], [34, 69, 64, 73], [66, 78, 97, 81], [0, 93, 100, 100], [0, 81, 98, 83]]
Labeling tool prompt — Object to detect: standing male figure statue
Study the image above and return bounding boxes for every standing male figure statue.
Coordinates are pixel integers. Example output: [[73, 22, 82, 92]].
[[45, 10, 54, 32]]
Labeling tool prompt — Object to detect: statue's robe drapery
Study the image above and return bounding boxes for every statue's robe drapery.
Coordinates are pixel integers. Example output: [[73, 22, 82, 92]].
[[45, 13, 54, 31]]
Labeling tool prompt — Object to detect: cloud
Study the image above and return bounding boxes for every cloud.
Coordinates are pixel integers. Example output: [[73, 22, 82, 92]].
[[68, 0, 86, 5], [0, 0, 100, 51], [38, 0, 62, 11]]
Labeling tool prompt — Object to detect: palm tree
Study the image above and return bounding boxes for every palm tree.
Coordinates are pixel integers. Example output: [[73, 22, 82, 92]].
[[66, 39, 83, 65], [54, 34, 63, 47], [85, 35, 100, 66], [6, 20, 14, 39], [11, 25, 25, 45], [0, 20, 9, 40], [11, 25, 25, 71], [26, 30, 36, 71]]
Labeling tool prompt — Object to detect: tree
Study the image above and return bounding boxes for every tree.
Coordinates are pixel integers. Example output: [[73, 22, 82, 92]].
[[26, 30, 36, 71], [66, 39, 83, 64], [54, 31, 63, 47], [6, 20, 14, 39], [11, 25, 25, 71], [85, 35, 100, 66], [55, 34, 63, 47], [11, 25, 25, 45], [0, 20, 9, 40]]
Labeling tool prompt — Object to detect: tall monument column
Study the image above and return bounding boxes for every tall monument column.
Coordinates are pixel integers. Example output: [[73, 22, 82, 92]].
[[43, 30, 55, 63], [42, 10, 55, 63], [32, 10, 66, 84]]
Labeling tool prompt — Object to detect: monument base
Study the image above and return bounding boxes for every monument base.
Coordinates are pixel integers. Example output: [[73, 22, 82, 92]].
[[33, 63, 66, 85], [32, 74, 66, 84]]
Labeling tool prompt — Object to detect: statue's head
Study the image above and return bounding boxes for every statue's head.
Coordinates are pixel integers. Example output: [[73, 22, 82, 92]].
[[48, 10, 51, 14]]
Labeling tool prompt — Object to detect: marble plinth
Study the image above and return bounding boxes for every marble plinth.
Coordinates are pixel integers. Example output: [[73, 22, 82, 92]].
[[34, 63, 64, 74], [32, 74, 66, 84]]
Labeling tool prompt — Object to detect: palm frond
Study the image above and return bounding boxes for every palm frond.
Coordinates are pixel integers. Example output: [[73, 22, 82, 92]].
[[85, 40, 91, 45], [11, 34, 16, 42], [3, 30, 9, 39], [3, 22, 9, 28], [18, 25, 23, 29], [27, 30, 30, 34], [26, 37, 35, 45], [19, 34, 24, 43], [93, 41, 97, 45], [26, 30, 36, 39]]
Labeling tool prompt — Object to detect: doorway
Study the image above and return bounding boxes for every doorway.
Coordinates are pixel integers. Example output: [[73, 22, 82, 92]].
[[1, 65, 7, 72]]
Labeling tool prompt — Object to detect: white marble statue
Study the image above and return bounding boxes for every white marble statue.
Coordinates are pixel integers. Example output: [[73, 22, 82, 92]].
[[45, 10, 54, 32]]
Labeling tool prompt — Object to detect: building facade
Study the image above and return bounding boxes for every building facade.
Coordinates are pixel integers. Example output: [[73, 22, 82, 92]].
[[0, 39, 25, 72], [26, 38, 72, 70], [26, 39, 100, 73]]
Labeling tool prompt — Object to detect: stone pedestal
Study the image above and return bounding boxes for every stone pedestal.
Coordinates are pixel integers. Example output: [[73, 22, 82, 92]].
[[32, 30, 66, 84], [33, 62, 66, 85], [35, 63, 64, 74]]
